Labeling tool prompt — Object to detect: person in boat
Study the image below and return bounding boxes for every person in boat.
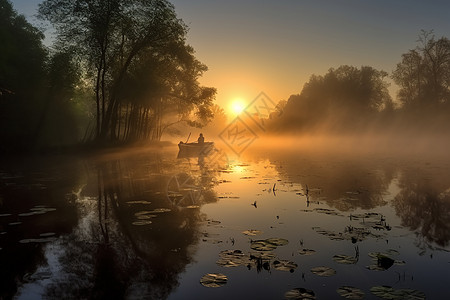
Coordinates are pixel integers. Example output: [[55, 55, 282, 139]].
[[197, 133, 204, 144]]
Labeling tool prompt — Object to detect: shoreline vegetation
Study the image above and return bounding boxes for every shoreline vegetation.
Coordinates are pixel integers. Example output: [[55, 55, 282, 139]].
[[1, 0, 450, 155]]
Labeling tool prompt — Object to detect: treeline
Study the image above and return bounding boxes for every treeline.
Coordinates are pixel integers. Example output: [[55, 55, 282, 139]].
[[268, 30, 450, 136], [0, 0, 90, 153], [0, 0, 215, 153]]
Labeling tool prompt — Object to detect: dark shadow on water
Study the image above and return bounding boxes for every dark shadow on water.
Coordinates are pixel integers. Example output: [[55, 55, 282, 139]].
[[0, 156, 80, 298], [0, 148, 223, 299]]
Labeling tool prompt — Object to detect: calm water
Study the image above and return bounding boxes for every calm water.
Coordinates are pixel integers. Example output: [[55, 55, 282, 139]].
[[0, 144, 449, 299]]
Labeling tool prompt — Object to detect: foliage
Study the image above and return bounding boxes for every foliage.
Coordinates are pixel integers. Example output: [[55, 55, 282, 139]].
[[38, 0, 216, 143], [270, 65, 393, 133], [393, 30, 450, 113], [199, 273, 228, 288], [0, 0, 92, 152]]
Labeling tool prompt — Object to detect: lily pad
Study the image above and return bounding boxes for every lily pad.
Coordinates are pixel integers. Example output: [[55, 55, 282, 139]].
[[8, 222, 22, 226], [370, 286, 425, 300], [367, 252, 396, 270], [265, 238, 289, 246], [39, 232, 55, 237], [251, 240, 278, 251], [19, 207, 56, 217], [200, 273, 228, 288], [185, 205, 200, 209], [298, 249, 316, 255], [148, 208, 172, 213], [273, 260, 298, 272], [126, 200, 152, 204], [132, 220, 153, 226], [19, 237, 56, 243], [336, 286, 365, 299], [217, 250, 250, 267], [310, 266, 336, 277], [284, 287, 316, 299], [249, 251, 276, 260], [333, 254, 358, 264], [135, 214, 157, 220], [242, 230, 262, 236]]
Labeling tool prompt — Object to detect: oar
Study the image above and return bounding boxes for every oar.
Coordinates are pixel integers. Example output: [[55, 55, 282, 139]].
[[185, 132, 191, 143]]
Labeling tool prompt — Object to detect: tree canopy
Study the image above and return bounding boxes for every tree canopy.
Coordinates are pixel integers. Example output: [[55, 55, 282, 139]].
[[0, 0, 47, 152], [38, 0, 216, 143], [392, 30, 450, 113], [270, 65, 393, 133]]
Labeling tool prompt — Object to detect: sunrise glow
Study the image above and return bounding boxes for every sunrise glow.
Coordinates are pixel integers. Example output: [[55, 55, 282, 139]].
[[230, 99, 246, 115]]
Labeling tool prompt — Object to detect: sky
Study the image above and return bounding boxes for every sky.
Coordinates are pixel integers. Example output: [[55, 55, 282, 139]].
[[10, 0, 450, 114]]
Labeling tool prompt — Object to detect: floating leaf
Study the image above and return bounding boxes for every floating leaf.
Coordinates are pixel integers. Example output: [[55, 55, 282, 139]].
[[336, 286, 364, 299], [377, 256, 394, 269], [366, 265, 385, 271], [370, 286, 425, 300], [273, 260, 298, 272], [136, 214, 157, 220], [310, 266, 336, 277], [148, 208, 171, 213], [200, 273, 228, 288], [185, 205, 200, 209], [284, 287, 316, 299], [333, 254, 358, 264], [249, 251, 276, 260], [265, 238, 289, 246], [298, 249, 316, 256], [367, 252, 396, 271], [19, 237, 56, 243], [314, 208, 343, 216], [39, 232, 55, 237], [250, 238, 288, 251], [242, 230, 262, 236], [126, 200, 151, 205], [8, 222, 22, 226], [217, 250, 250, 267], [19, 207, 56, 217], [132, 220, 152, 226], [18, 212, 39, 217], [250, 240, 278, 251]]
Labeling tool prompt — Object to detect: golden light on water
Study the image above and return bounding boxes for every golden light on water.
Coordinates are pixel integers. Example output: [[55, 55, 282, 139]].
[[231, 164, 245, 174]]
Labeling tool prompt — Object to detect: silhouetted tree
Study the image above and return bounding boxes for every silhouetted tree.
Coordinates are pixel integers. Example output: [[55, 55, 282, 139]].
[[393, 30, 450, 113], [0, 0, 47, 152], [0, 0, 90, 152], [270, 65, 393, 133], [39, 0, 215, 143]]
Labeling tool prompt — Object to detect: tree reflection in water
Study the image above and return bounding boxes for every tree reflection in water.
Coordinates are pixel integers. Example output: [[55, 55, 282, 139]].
[[261, 149, 396, 210], [2, 148, 449, 298], [43, 150, 221, 299], [253, 147, 450, 249], [393, 166, 450, 248]]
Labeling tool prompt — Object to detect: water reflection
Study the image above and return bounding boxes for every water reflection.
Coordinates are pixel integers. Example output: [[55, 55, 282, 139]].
[[393, 165, 450, 248], [254, 148, 450, 247], [1, 147, 449, 299], [47, 150, 223, 299], [0, 157, 80, 298]]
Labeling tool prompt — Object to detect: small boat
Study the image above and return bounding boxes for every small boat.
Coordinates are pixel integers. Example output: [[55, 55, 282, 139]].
[[178, 141, 214, 156]]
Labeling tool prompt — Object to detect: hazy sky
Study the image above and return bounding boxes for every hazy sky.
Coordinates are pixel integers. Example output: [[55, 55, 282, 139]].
[[10, 0, 450, 113]]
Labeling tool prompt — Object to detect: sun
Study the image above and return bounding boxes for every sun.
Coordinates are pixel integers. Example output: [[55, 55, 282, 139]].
[[230, 99, 246, 115]]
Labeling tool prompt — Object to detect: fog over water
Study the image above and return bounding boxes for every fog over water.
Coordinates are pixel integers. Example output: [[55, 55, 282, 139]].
[[2, 1, 450, 298]]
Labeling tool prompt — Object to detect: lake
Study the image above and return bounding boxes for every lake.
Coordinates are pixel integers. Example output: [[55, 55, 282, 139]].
[[1, 141, 449, 299]]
